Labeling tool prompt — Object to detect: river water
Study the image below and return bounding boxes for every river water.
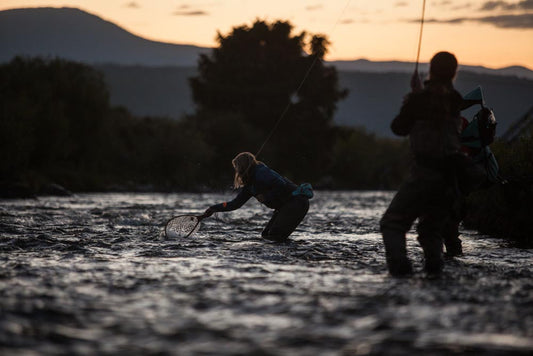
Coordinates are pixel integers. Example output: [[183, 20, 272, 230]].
[[1, 191, 532, 355]]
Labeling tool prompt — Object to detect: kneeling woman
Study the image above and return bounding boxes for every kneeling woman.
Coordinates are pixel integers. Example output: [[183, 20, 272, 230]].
[[204, 152, 311, 242]]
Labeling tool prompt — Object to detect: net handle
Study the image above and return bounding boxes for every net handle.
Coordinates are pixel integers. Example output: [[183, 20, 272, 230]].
[[183, 218, 201, 238]]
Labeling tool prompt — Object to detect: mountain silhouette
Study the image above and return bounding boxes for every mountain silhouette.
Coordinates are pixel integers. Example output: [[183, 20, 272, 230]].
[[0, 7, 208, 66], [330, 59, 533, 80]]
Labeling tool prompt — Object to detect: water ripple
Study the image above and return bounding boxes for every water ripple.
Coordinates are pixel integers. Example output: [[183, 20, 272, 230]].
[[0, 192, 532, 355]]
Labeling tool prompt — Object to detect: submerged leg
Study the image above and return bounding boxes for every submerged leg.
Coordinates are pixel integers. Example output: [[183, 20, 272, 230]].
[[417, 192, 452, 276], [380, 182, 421, 277], [262, 196, 309, 242], [443, 218, 462, 257], [381, 228, 413, 277], [417, 219, 445, 276], [443, 197, 465, 257]]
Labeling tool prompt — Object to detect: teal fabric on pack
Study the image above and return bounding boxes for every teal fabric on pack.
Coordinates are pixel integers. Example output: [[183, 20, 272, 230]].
[[292, 183, 314, 199], [460, 117, 483, 149]]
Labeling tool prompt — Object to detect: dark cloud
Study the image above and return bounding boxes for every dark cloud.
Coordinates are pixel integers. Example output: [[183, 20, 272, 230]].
[[432, 0, 453, 7], [124, 1, 140, 9], [173, 3, 210, 16], [480, 1, 517, 11], [173, 10, 209, 16], [480, 0, 533, 11], [479, 13, 533, 27], [523, 0, 533, 10], [422, 17, 465, 24], [418, 13, 533, 28]]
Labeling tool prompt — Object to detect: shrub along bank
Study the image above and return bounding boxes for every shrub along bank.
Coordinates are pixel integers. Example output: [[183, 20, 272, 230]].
[[463, 138, 533, 246]]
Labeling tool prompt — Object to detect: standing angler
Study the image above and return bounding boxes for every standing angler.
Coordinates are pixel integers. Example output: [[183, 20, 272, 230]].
[[380, 51, 467, 277]]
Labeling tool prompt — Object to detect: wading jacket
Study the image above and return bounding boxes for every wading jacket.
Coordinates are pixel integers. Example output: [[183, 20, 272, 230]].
[[210, 163, 297, 212], [391, 80, 464, 166]]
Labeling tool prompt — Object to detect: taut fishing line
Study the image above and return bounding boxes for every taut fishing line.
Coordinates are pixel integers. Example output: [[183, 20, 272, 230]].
[[415, 0, 427, 73], [255, 0, 352, 157]]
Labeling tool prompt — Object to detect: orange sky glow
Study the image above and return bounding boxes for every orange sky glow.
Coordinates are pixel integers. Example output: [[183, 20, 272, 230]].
[[2, 0, 532, 69]]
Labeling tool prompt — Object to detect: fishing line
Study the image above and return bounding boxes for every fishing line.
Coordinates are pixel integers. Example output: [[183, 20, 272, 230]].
[[415, 0, 427, 73], [255, 0, 352, 157]]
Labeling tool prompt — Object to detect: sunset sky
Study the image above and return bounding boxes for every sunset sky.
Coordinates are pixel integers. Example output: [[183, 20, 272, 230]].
[[2, 0, 532, 69]]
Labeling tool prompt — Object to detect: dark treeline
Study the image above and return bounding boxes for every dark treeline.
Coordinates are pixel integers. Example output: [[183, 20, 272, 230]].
[[0, 55, 408, 194], [0, 57, 211, 193]]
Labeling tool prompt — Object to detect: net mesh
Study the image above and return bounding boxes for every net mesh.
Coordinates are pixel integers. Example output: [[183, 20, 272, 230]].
[[165, 215, 200, 238]]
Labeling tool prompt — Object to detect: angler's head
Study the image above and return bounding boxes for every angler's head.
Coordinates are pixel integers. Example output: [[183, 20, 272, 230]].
[[232, 152, 259, 188], [429, 51, 458, 82]]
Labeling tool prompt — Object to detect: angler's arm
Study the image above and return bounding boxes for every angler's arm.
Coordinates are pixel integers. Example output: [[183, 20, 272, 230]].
[[205, 189, 252, 215], [391, 95, 417, 136]]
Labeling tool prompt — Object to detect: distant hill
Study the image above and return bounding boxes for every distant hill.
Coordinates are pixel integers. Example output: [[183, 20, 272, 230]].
[[3, 6, 533, 137], [95, 64, 533, 137], [330, 59, 533, 80], [97, 64, 197, 119], [0, 7, 208, 66]]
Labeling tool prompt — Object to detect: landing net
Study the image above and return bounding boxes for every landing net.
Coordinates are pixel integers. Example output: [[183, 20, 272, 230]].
[[165, 215, 201, 238]]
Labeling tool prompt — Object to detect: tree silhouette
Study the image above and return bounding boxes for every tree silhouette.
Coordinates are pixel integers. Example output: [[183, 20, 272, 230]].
[[189, 20, 347, 181], [0, 56, 212, 193], [0, 57, 109, 183]]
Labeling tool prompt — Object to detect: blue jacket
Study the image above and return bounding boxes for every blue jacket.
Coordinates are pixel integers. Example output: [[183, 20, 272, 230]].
[[210, 163, 297, 211]]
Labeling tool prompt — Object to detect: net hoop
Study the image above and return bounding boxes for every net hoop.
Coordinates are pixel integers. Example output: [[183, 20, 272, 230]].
[[165, 214, 202, 238]]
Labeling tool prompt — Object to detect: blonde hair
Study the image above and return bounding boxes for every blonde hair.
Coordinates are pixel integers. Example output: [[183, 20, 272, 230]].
[[232, 152, 259, 188]]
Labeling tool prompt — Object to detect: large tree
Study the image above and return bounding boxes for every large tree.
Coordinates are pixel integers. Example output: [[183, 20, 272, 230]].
[[189, 20, 347, 181]]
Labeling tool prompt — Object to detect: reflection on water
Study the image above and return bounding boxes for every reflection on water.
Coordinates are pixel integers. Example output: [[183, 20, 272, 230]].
[[1, 192, 532, 355]]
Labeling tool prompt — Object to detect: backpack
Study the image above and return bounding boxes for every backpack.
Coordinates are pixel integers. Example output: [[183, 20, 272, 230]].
[[460, 106, 499, 187], [460, 107, 497, 148], [476, 107, 497, 146]]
